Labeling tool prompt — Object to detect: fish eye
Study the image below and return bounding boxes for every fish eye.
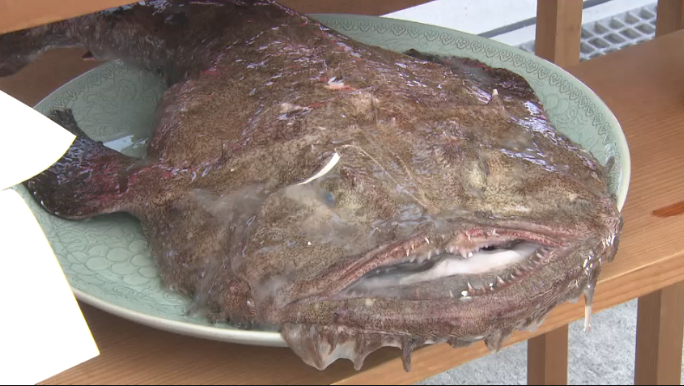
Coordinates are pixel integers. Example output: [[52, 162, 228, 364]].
[[325, 192, 336, 207]]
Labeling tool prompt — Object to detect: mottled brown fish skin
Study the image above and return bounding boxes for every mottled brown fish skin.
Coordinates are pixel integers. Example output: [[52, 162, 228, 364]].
[[0, 0, 622, 371]]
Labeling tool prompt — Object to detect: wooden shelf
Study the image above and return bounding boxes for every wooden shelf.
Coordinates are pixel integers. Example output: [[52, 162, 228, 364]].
[[0, 0, 135, 34], [0, 0, 432, 34]]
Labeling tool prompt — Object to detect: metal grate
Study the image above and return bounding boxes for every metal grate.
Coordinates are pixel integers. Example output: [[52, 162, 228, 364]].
[[517, 3, 658, 61]]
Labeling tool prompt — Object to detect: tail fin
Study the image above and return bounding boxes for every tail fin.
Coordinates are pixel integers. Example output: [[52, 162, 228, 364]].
[[24, 109, 139, 220]]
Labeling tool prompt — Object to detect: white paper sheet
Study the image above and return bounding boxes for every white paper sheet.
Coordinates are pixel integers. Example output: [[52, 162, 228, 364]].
[[0, 91, 75, 191], [0, 190, 100, 385], [0, 91, 99, 385]]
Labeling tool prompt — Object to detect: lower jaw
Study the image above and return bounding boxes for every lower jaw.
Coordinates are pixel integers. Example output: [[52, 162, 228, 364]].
[[272, 231, 611, 372], [276, 268, 597, 373], [280, 304, 549, 373]]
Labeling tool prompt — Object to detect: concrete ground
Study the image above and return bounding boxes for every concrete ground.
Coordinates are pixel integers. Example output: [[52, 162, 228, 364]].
[[417, 300, 684, 385], [381, 0, 684, 384], [384, 0, 656, 46]]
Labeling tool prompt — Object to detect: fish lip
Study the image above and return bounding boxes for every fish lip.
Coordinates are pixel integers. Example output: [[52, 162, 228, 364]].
[[293, 225, 568, 303]]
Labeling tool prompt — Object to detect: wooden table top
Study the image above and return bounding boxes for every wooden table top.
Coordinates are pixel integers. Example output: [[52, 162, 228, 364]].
[[0, 0, 432, 34], [2, 25, 684, 386]]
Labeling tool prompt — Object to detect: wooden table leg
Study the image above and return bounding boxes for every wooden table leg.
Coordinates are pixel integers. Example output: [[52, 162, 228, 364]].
[[635, 281, 684, 385], [656, 0, 684, 37], [528, 325, 569, 385], [534, 0, 583, 68]]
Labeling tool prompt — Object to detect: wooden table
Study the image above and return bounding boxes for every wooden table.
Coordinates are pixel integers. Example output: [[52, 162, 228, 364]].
[[0, 0, 433, 34], [3, 1, 684, 385]]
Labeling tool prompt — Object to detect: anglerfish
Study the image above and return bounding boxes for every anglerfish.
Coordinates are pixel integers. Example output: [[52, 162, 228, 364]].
[[0, 0, 622, 372]]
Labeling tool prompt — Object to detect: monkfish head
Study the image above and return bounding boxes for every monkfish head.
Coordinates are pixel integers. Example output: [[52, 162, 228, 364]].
[[196, 81, 623, 372]]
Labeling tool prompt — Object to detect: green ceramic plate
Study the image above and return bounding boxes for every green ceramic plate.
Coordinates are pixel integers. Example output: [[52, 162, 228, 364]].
[[13, 15, 630, 348]]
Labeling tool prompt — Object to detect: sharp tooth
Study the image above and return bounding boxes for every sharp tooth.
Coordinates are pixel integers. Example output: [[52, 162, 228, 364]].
[[406, 250, 410, 257], [514, 268, 523, 276], [425, 237, 430, 245], [401, 338, 416, 372], [427, 251, 432, 259], [584, 284, 595, 333], [497, 276, 506, 285], [484, 329, 511, 353], [449, 290, 454, 298], [467, 282, 474, 292]]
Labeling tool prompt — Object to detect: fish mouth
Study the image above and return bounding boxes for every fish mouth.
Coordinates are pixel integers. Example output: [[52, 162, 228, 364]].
[[347, 239, 550, 298], [328, 227, 567, 301], [279, 227, 588, 373]]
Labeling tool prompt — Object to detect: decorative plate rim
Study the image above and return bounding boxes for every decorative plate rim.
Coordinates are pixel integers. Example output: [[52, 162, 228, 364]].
[[28, 14, 631, 348], [71, 287, 288, 346]]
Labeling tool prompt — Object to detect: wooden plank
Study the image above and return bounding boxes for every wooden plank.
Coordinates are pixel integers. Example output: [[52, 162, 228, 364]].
[[0, 49, 101, 106], [0, 0, 432, 34], [528, 326, 569, 385], [0, 0, 136, 34], [634, 281, 684, 385], [656, 0, 684, 37], [1, 19, 684, 386], [535, 0, 583, 67]]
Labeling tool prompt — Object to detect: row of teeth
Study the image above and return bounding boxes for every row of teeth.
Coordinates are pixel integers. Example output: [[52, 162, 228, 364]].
[[456, 248, 550, 298], [401, 243, 550, 263], [405, 247, 443, 263], [402, 244, 498, 263], [362, 247, 550, 299]]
